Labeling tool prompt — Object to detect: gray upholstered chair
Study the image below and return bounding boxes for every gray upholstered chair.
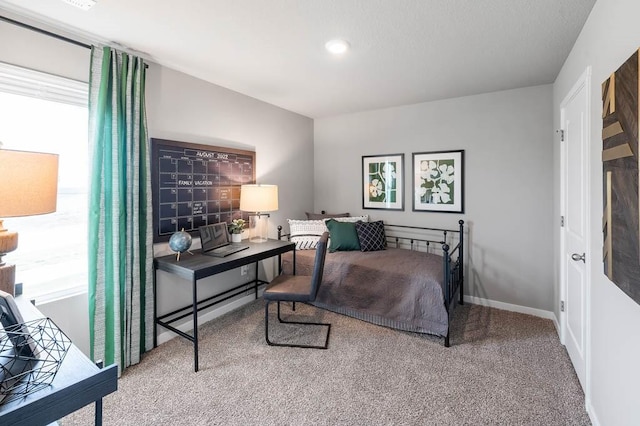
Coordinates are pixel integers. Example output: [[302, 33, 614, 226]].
[[263, 232, 330, 349]]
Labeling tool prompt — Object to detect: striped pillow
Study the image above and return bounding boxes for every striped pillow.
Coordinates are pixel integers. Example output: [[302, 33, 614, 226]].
[[287, 219, 327, 250]]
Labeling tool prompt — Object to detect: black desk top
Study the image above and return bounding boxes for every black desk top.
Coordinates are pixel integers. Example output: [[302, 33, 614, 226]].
[[0, 297, 118, 425], [154, 238, 295, 281]]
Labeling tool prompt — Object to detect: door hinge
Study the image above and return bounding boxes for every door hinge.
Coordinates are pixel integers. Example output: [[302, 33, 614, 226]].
[[560, 301, 565, 312], [560, 216, 565, 227], [557, 129, 565, 141]]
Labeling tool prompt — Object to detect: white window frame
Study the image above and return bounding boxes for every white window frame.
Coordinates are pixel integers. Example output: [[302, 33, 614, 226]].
[[0, 61, 87, 107], [0, 61, 89, 301]]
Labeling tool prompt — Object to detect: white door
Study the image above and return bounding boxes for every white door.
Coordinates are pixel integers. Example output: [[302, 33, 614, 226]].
[[560, 67, 591, 391]]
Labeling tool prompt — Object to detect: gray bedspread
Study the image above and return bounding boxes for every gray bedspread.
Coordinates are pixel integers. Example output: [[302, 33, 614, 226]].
[[281, 248, 449, 336]]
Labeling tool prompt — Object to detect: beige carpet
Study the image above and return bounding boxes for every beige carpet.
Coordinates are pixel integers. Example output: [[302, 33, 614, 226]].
[[62, 300, 590, 425]]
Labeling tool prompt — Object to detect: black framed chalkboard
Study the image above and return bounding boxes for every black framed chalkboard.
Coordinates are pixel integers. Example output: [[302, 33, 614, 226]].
[[150, 138, 256, 243]]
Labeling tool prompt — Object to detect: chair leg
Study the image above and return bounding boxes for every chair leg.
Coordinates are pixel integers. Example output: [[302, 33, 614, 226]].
[[265, 300, 331, 349]]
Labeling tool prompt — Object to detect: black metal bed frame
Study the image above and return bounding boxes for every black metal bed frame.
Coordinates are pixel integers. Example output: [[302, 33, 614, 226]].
[[277, 219, 465, 347]]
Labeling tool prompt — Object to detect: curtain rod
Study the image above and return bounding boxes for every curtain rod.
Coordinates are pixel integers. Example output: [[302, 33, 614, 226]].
[[0, 14, 91, 49], [1, 14, 150, 68]]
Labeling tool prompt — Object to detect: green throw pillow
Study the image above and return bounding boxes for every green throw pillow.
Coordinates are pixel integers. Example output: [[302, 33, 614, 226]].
[[326, 219, 361, 252]]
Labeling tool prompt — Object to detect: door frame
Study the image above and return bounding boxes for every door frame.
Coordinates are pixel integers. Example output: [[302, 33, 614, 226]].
[[559, 65, 592, 401]]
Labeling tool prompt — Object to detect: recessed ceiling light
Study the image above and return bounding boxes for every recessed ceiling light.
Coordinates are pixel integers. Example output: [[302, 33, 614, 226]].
[[60, 0, 97, 11], [325, 39, 350, 55]]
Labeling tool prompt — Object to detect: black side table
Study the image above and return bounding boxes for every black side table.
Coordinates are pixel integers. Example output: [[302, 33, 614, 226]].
[[0, 297, 118, 425]]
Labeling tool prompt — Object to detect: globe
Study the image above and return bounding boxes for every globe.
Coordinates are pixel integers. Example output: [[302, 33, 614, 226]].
[[169, 230, 192, 253]]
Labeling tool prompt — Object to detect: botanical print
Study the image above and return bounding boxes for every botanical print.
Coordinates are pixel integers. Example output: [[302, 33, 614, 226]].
[[368, 160, 397, 203], [362, 154, 404, 210], [418, 158, 455, 204], [412, 150, 464, 213]]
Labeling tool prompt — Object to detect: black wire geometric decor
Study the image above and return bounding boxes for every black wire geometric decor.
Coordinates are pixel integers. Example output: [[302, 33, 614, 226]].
[[0, 317, 72, 404]]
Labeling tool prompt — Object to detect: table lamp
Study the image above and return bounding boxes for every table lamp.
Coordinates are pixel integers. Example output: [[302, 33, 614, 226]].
[[239, 184, 278, 243], [0, 149, 59, 295]]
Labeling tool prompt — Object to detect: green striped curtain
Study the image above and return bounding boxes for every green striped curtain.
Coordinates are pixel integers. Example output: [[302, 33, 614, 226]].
[[88, 46, 154, 374]]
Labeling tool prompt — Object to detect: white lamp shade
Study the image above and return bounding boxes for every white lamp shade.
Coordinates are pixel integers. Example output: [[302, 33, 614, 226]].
[[240, 184, 278, 212], [0, 149, 59, 217]]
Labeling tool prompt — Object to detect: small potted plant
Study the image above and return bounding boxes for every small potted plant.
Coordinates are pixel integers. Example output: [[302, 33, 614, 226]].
[[229, 218, 246, 242]]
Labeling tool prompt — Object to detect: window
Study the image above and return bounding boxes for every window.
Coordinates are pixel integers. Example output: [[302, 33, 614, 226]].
[[0, 62, 88, 300]]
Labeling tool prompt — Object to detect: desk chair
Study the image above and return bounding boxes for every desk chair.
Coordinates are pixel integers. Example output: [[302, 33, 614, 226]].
[[263, 232, 330, 349]]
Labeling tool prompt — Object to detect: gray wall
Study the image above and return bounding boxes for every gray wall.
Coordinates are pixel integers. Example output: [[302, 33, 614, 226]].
[[147, 64, 314, 342], [553, 0, 640, 424], [315, 85, 554, 312], [146, 65, 314, 229]]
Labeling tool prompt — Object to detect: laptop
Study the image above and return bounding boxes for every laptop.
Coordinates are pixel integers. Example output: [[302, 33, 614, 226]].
[[199, 222, 249, 257]]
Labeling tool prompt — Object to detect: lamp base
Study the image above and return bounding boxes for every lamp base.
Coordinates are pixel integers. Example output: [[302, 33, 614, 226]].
[[0, 224, 19, 296], [249, 214, 269, 243], [0, 263, 16, 296], [0, 228, 19, 258]]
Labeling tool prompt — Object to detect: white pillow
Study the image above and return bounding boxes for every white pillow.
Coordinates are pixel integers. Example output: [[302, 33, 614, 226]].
[[287, 216, 369, 250], [329, 215, 369, 223], [287, 219, 328, 250]]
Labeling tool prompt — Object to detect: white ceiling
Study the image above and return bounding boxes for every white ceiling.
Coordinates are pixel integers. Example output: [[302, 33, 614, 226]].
[[0, 0, 596, 118]]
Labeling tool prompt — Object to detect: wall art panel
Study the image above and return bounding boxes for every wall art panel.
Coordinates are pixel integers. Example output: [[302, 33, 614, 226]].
[[602, 49, 640, 305]]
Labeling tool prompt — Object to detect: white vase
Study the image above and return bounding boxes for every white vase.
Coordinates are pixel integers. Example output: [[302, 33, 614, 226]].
[[231, 233, 242, 243]]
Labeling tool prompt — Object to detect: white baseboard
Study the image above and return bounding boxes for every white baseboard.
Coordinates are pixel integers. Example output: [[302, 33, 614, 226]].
[[464, 295, 556, 321], [551, 314, 561, 335], [156, 292, 261, 345], [586, 400, 600, 426], [160, 294, 559, 345]]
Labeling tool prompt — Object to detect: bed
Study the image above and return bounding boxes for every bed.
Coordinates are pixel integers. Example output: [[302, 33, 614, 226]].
[[277, 219, 464, 346]]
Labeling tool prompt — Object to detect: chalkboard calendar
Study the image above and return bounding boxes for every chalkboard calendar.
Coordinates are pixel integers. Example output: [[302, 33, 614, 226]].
[[151, 138, 256, 243]]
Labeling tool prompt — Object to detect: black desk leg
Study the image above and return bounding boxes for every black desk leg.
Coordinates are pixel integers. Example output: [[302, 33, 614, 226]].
[[192, 276, 199, 372], [254, 261, 259, 299], [292, 250, 297, 311], [153, 268, 158, 348], [95, 360, 104, 425], [95, 398, 103, 426]]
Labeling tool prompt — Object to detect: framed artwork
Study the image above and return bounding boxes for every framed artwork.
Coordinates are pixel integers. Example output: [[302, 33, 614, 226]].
[[362, 154, 404, 210], [602, 49, 640, 305], [412, 150, 464, 213]]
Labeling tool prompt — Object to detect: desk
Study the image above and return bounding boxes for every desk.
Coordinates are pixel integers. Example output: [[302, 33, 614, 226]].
[[154, 238, 295, 372], [0, 297, 118, 426]]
